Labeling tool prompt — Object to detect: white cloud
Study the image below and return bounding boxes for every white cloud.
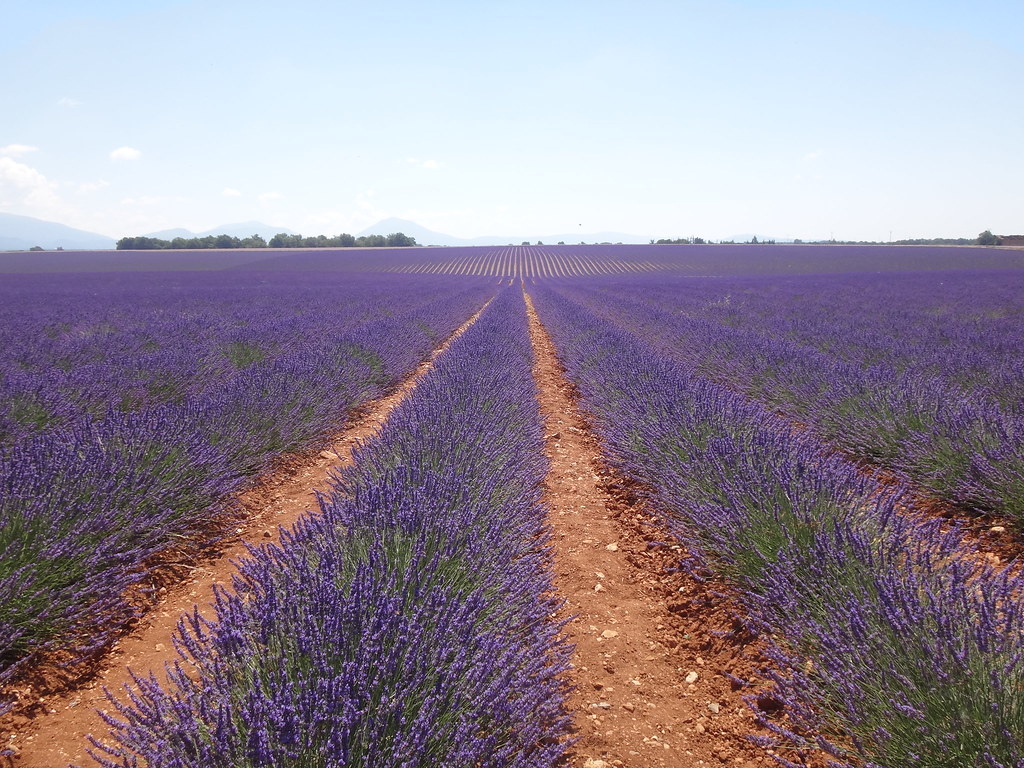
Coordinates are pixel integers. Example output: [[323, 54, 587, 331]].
[[57, 97, 82, 108], [0, 156, 60, 209], [258, 191, 283, 203], [110, 146, 142, 162], [0, 144, 39, 157], [802, 149, 825, 162], [222, 187, 242, 197]]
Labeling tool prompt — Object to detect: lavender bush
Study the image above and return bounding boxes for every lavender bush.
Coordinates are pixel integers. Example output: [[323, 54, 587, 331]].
[[753, 515, 1024, 768]]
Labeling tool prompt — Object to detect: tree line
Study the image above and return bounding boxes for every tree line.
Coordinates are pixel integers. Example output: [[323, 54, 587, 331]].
[[648, 231, 1006, 246], [650, 237, 707, 245], [115, 232, 418, 250], [810, 231, 1004, 246]]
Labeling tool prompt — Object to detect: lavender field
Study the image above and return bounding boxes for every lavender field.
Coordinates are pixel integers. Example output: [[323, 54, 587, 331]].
[[1, 244, 1022, 767], [0, 269, 492, 687]]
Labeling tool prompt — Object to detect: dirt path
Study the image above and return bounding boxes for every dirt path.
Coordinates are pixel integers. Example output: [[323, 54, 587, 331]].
[[2, 301, 491, 767], [524, 291, 779, 768]]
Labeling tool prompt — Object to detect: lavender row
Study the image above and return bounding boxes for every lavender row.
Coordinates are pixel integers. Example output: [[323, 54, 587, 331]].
[[0, 271, 479, 441], [7, 243, 1024, 277], [574, 271, 1024, 406], [550, 271, 1024, 520], [87, 287, 572, 767], [530, 285, 1024, 768], [0, 272, 493, 695]]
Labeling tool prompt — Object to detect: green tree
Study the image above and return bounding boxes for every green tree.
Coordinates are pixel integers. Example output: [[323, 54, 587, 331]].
[[356, 234, 386, 247], [116, 236, 168, 250], [269, 233, 302, 248], [386, 232, 416, 246], [978, 229, 1000, 245]]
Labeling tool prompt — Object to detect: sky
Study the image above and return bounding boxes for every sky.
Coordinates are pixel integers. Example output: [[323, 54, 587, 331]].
[[2, 0, 1022, 242]]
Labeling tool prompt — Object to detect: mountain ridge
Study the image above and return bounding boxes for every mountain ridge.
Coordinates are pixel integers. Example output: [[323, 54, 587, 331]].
[[143, 221, 297, 240], [0, 212, 116, 251]]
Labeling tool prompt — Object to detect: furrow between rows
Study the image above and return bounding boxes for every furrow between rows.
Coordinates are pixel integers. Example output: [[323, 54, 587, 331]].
[[525, 290, 780, 767]]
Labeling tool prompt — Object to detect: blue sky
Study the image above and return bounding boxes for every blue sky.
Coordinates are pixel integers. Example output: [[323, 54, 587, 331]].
[[2, 0, 1022, 241]]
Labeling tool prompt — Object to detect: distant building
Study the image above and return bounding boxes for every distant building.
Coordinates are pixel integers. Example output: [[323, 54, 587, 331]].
[[998, 235, 1024, 246]]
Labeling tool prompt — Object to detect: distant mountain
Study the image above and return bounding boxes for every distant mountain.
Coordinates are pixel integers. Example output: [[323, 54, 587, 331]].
[[357, 217, 646, 246], [144, 221, 297, 240], [0, 212, 115, 251], [356, 218, 464, 246]]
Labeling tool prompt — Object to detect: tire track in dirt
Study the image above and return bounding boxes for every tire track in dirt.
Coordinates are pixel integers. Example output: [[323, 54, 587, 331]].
[[2, 299, 493, 768], [524, 291, 783, 768]]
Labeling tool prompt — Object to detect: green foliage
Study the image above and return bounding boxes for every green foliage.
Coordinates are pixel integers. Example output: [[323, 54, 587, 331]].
[[6, 394, 54, 431], [223, 341, 267, 369], [0, 432, 227, 659], [116, 236, 170, 250], [266, 232, 418, 248]]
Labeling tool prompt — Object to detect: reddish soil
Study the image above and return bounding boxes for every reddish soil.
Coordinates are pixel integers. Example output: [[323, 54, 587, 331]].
[[1, 303, 489, 767], [524, 292, 794, 768], [895, 491, 1023, 572], [837, 456, 1024, 572]]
